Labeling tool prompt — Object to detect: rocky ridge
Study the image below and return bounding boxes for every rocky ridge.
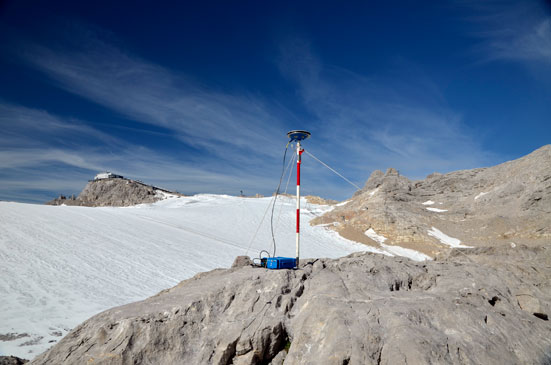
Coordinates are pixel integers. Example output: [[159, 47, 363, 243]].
[[313, 145, 551, 257], [31, 245, 551, 364], [46, 177, 183, 207]]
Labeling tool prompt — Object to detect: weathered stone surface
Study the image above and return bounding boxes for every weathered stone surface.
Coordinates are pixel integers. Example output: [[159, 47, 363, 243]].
[[31, 245, 551, 365], [231, 256, 253, 268], [304, 195, 338, 205], [0, 333, 29, 342], [46, 178, 182, 207], [0, 356, 29, 365], [516, 294, 542, 314], [314, 145, 551, 256]]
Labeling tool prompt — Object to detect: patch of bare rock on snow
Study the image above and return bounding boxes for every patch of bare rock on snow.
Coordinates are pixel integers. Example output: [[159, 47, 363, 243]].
[[31, 245, 551, 365]]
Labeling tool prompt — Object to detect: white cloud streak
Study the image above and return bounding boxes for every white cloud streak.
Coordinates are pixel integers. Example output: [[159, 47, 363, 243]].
[[20, 39, 287, 161], [0, 103, 278, 202], [462, 0, 551, 64], [277, 38, 496, 183], [4, 28, 503, 202]]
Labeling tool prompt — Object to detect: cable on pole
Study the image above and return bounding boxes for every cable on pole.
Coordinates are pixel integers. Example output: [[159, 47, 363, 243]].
[[269, 140, 292, 257], [245, 141, 294, 259], [244, 193, 276, 256], [275, 152, 296, 230], [250, 130, 311, 270]]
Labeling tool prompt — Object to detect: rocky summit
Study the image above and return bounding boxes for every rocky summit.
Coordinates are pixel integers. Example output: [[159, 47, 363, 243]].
[[313, 145, 551, 258], [46, 176, 182, 207], [31, 245, 550, 365]]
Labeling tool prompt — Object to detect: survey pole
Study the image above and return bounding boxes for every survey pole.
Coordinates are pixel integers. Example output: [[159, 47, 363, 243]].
[[286, 130, 310, 269], [296, 140, 304, 265]]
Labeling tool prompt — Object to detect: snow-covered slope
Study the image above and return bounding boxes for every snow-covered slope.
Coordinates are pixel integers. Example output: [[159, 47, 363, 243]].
[[0, 194, 370, 359]]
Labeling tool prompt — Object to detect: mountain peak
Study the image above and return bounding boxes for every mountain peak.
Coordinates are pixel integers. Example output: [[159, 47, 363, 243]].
[[46, 174, 182, 207], [314, 144, 551, 258]]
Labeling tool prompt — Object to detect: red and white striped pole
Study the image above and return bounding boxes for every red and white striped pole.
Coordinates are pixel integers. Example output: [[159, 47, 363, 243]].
[[287, 130, 310, 269], [296, 141, 304, 266]]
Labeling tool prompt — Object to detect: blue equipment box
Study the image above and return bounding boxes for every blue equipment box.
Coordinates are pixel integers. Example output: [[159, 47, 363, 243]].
[[266, 257, 296, 270]]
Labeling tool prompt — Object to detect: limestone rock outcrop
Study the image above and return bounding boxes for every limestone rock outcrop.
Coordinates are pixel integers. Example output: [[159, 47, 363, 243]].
[[313, 145, 551, 257], [0, 356, 29, 365], [46, 178, 182, 207], [31, 245, 551, 365]]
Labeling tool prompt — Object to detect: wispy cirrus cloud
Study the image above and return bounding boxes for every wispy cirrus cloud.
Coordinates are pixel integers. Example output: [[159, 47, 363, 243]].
[[277, 38, 497, 186], [4, 27, 502, 203], [19, 35, 287, 162], [461, 0, 551, 64], [13, 32, 384, 200], [0, 103, 279, 202], [2, 29, 306, 202]]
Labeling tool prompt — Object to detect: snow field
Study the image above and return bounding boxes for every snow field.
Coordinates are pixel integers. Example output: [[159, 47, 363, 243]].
[[335, 200, 351, 207], [427, 227, 471, 248], [364, 228, 432, 261], [364, 228, 387, 244], [426, 207, 448, 212], [474, 192, 489, 200], [380, 244, 432, 262], [0, 195, 367, 359]]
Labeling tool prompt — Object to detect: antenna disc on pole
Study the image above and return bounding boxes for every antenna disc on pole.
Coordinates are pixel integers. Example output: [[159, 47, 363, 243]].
[[287, 130, 311, 141]]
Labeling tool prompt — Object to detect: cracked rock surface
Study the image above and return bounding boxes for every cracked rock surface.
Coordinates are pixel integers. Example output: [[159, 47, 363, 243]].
[[31, 245, 551, 364]]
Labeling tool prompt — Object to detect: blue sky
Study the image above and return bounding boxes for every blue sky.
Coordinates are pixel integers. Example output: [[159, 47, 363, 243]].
[[1, 0, 550, 203]]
